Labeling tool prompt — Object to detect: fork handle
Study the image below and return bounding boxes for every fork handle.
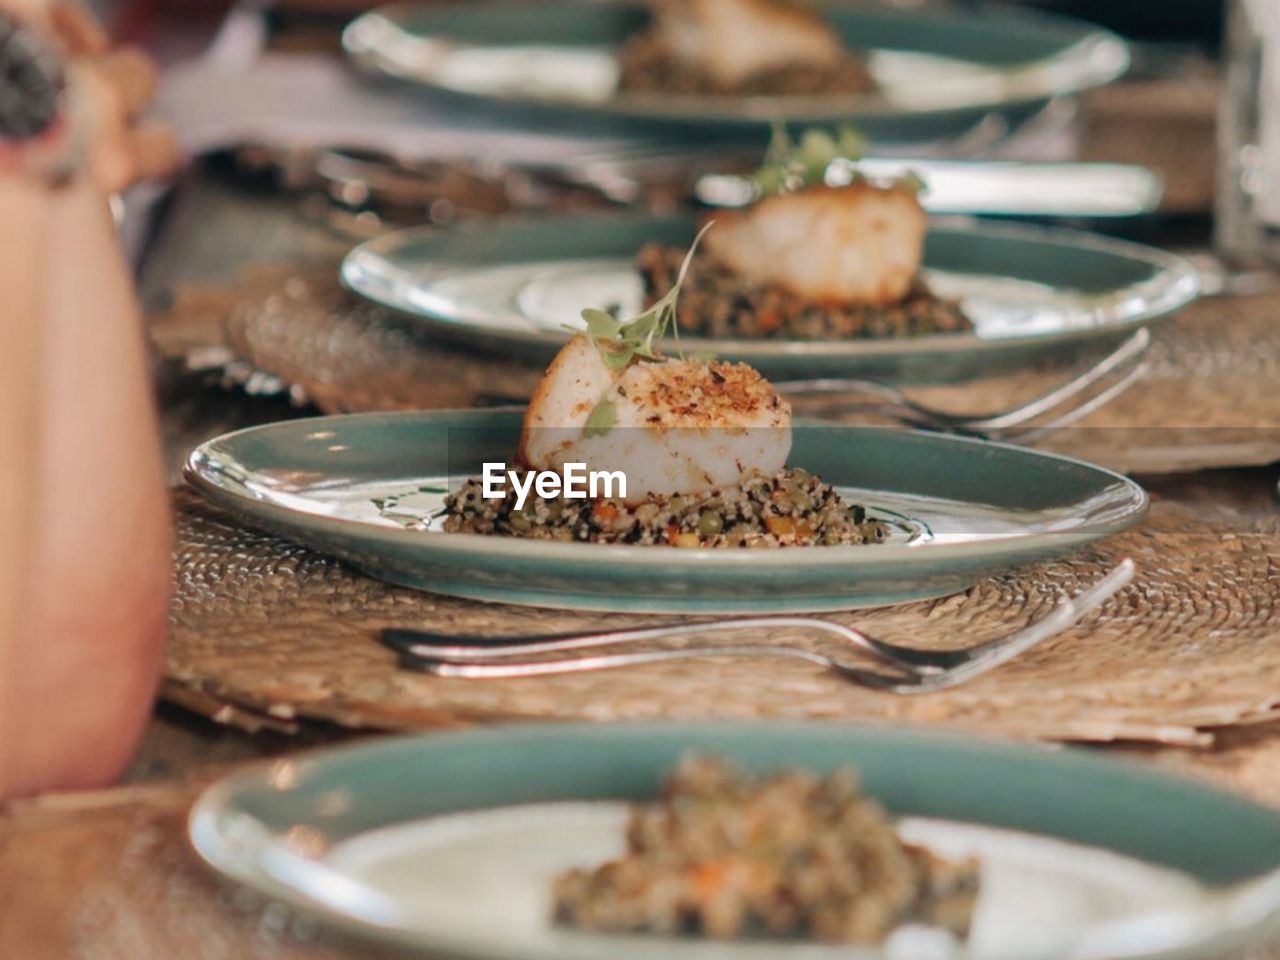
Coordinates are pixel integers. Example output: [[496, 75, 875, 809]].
[[401, 643, 865, 680], [382, 616, 901, 668]]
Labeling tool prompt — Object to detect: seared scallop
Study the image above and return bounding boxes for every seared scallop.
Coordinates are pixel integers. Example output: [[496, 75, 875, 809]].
[[520, 334, 617, 464], [650, 0, 845, 90], [519, 336, 792, 503], [704, 182, 927, 306]]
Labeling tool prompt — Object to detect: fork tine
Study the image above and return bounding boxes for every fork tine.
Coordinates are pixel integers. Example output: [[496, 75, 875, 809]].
[[958, 328, 1151, 432], [991, 359, 1150, 444], [899, 559, 1135, 692], [387, 562, 1134, 693], [781, 328, 1152, 438]]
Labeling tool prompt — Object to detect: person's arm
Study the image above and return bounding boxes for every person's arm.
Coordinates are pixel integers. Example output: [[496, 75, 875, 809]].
[[0, 183, 49, 796], [0, 2, 177, 797], [4, 177, 172, 796]]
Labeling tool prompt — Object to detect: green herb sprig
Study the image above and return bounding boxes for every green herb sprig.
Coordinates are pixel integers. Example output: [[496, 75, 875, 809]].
[[571, 222, 716, 437], [751, 122, 924, 199], [571, 220, 714, 371], [752, 121, 866, 195], [583, 396, 616, 437]]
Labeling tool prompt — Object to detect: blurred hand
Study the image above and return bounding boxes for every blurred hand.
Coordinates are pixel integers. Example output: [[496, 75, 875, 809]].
[[52, 3, 180, 192], [2, 2, 179, 191]]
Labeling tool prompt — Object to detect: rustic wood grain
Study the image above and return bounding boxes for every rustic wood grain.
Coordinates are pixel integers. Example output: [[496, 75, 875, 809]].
[[0, 776, 367, 960]]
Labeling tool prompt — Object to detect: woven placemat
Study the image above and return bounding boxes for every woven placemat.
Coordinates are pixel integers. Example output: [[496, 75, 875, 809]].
[[165, 468, 1280, 749], [150, 261, 1280, 474], [906, 289, 1280, 473], [150, 263, 545, 411]]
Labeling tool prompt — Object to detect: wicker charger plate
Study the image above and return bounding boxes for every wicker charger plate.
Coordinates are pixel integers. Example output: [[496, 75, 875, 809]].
[[165, 467, 1280, 749], [150, 262, 1280, 475]]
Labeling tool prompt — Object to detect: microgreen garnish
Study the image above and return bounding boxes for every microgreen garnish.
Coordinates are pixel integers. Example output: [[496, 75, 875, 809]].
[[752, 121, 865, 195], [571, 222, 715, 437], [572, 220, 713, 370], [581, 307, 623, 341], [895, 169, 927, 195], [751, 122, 924, 198], [584, 397, 617, 437]]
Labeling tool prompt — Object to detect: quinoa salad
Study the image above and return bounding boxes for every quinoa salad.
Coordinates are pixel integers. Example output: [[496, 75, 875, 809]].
[[441, 467, 889, 548], [618, 31, 874, 98], [553, 756, 981, 943], [637, 243, 972, 340]]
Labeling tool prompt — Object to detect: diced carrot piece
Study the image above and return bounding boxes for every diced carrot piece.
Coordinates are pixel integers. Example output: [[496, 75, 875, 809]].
[[691, 862, 728, 902], [758, 309, 783, 332], [593, 502, 619, 523], [765, 516, 796, 536]]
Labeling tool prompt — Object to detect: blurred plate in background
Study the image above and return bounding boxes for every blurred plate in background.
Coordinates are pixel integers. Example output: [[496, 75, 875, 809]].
[[341, 213, 1197, 383], [343, 0, 1129, 140], [190, 722, 1280, 960]]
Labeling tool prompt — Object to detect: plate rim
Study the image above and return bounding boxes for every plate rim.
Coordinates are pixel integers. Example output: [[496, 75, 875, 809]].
[[339, 213, 1201, 363], [340, 0, 1131, 125], [184, 408, 1149, 571], [188, 720, 1280, 960]]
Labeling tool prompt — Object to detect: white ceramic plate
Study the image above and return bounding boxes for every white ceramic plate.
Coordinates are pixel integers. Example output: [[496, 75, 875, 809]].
[[342, 1, 1129, 137]]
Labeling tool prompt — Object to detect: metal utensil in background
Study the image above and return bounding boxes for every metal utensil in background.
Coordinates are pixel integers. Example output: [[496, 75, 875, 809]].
[[245, 145, 1165, 230], [697, 158, 1165, 218], [779, 328, 1151, 442], [476, 328, 1153, 443], [230, 145, 615, 240], [382, 561, 1135, 693]]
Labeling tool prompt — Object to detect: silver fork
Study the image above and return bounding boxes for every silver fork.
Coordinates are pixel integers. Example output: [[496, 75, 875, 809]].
[[471, 328, 1151, 443], [777, 327, 1151, 442], [381, 560, 1134, 694]]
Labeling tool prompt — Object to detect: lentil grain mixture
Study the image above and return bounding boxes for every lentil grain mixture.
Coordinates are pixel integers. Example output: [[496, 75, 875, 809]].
[[553, 756, 980, 943], [638, 243, 972, 340], [442, 467, 887, 548], [617, 30, 875, 98]]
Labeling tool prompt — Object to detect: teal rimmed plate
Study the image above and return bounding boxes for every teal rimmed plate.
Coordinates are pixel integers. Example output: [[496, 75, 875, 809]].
[[189, 722, 1280, 960], [340, 213, 1198, 384], [341, 1, 1128, 139], [184, 411, 1147, 613]]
